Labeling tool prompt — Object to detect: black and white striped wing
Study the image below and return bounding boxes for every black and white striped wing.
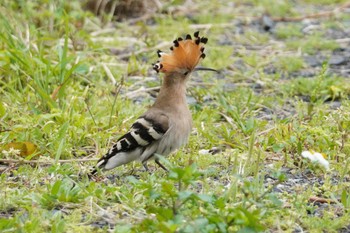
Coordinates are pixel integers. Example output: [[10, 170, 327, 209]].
[[90, 114, 169, 175]]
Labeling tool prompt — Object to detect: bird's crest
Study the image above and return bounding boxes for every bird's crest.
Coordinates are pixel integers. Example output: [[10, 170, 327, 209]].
[[153, 31, 207, 74]]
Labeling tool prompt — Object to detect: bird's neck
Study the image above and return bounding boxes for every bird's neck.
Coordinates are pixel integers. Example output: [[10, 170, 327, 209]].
[[153, 75, 188, 109]]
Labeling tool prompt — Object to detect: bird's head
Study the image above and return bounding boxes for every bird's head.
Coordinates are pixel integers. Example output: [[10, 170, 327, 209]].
[[152, 31, 217, 79]]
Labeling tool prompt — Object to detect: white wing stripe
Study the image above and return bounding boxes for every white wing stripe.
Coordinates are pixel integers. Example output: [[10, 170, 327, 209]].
[[148, 127, 163, 140], [130, 131, 149, 146], [135, 118, 152, 129]]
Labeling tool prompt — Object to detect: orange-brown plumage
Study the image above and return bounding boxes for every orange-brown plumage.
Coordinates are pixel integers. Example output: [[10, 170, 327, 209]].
[[153, 31, 207, 74]]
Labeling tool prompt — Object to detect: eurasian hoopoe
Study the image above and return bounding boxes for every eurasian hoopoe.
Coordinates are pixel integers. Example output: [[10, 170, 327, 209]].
[[90, 31, 216, 176]]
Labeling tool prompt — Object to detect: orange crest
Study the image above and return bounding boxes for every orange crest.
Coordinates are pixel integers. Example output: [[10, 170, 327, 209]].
[[153, 31, 207, 74]]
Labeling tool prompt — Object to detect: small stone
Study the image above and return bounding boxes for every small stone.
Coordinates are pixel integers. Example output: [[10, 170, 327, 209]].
[[327, 101, 341, 110], [296, 69, 316, 78], [187, 96, 197, 105], [304, 56, 321, 67], [264, 65, 276, 74], [203, 95, 213, 102], [199, 149, 210, 155], [223, 83, 236, 92], [273, 187, 282, 193], [329, 55, 346, 66], [232, 59, 246, 71], [261, 15, 274, 32], [208, 147, 221, 154]]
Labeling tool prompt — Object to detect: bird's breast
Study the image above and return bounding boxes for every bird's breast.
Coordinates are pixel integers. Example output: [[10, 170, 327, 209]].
[[157, 109, 192, 156]]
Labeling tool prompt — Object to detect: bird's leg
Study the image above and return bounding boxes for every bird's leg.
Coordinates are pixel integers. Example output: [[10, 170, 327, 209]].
[[142, 162, 149, 172], [155, 159, 168, 172]]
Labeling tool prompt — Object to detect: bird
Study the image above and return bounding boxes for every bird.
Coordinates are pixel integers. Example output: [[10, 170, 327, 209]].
[[90, 31, 216, 176]]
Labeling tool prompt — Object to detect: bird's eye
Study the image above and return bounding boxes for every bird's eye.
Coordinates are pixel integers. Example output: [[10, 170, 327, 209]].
[[183, 71, 189, 75]]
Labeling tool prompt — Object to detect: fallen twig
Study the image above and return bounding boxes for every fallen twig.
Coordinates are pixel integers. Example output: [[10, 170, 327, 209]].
[[124, 86, 160, 99], [309, 196, 338, 204], [219, 112, 235, 128], [335, 38, 350, 44], [189, 23, 232, 30], [272, 2, 350, 22], [51, 84, 63, 100], [102, 63, 116, 85], [224, 2, 350, 23], [0, 129, 11, 133]]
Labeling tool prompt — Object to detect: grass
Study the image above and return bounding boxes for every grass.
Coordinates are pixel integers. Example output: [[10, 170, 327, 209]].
[[1, 0, 350, 232], [286, 35, 340, 55]]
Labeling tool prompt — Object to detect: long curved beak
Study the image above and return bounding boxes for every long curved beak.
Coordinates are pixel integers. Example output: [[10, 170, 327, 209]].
[[194, 67, 219, 73]]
